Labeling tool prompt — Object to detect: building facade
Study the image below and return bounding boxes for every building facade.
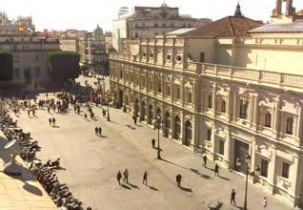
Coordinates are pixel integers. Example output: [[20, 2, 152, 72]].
[[109, 2, 303, 208], [0, 13, 60, 89], [112, 3, 211, 51]]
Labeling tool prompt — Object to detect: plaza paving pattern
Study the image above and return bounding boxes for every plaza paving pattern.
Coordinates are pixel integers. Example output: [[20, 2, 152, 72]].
[[9, 92, 297, 210]]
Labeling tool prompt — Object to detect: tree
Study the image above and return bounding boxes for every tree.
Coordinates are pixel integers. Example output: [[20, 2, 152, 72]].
[[47, 51, 80, 82], [0, 51, 13, 81]]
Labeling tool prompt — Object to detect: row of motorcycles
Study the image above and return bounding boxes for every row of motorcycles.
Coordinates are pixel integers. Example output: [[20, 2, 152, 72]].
[[0, 102, 90, 210]]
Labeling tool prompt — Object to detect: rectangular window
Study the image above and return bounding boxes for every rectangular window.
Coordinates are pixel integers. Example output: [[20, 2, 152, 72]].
[[282, 162, 290, 179], [14, 68, 20, 79], [219, 140, 224, 155], [261, 159, 269, 178], [206, 129, 211, 141], [200, 52, 205, 62]]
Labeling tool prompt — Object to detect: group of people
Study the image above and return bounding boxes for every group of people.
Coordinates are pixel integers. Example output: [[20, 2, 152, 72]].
[[94, 127, 102, 136], [116, 169, 148, 186], [48, 117, 57, 127]]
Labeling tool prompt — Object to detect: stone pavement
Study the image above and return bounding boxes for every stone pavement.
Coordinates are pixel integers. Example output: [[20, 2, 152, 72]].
[[8, 88, 298, 210], [0, 132, 56, 210]]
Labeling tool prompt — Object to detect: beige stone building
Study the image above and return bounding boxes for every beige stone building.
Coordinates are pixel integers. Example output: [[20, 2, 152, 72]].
[[112, 3, 211, 51], [109, 1, 303, 208], [0, 13, 60, 89]]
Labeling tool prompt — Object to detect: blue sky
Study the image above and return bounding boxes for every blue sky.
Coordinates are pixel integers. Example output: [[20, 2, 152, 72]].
[[1, 0, 303, 31]]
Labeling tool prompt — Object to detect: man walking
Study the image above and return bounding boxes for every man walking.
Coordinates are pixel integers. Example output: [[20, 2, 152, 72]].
[[98, 127, 102, 136], [263, 197, 267, 210], [214, 164, 220, 176], [132, 116, 137, 125], [52, 117, 56, 126], [142, 171, 148, 185], [95, 127, 98, 135], [176, 174, 182, 187], [230, 189, 236, 206], [49, 118, 52, 126], [203, 154, 207, 168], [123, 169, 129, 183], [151, 139, 156, 148], [117, 171, 122, 186]]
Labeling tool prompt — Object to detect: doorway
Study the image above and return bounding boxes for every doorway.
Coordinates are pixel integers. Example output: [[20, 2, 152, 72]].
[[234, 139, 249, 174]]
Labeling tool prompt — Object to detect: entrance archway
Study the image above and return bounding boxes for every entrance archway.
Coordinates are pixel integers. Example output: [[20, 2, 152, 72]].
[[164, 112, 171, 137], [147, 104, 153, 124], [174, 116, 181, 140], [141, 101, 146, 121], [184, 121, 192, 146], [134, 98, 139, 117]]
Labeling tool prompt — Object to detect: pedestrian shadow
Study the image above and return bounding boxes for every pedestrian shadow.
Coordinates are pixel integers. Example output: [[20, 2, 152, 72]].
[[22, 182, 43, 196], [100, 135, 107, 138], [127, 182, 139, 189], [189, 168, 211, 179], [161, 158, 187, 170], [52, 125, 60, 128], [148, 185, 159, 191], [180, 186, 193, 193], [235, 205, 243, 210], [121, 184, 132, 190], [219, 175, 231, 181], [135, 124, 142, 127], [126, 125, 136, 130]]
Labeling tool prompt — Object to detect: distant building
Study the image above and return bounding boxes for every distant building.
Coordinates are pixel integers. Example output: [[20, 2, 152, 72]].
[[0, 13, 60, 90], [79, 25, 108, 75], [112, 3, 211, 51]]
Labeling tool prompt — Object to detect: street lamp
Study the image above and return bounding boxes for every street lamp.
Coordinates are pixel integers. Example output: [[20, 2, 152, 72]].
[[156, 115, 163, 159], [243, 154, 251, 210]]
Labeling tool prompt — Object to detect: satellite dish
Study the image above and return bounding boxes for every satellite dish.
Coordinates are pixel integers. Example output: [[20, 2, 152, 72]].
[[3, 139, 22, 176]]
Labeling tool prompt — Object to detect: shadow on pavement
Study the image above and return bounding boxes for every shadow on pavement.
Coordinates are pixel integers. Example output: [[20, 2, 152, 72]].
[[148, 185, 159, 191], [161, 158, 188, 170], [219, 175, 230, 181], [52, 125, 60, 128], [126, 125, 136, 130], [121, 184, 132, 190], [127, 182, 140, 189], [189, 168, 211, 179], [22, 182, 43, 196], [180, 186, 193, 193]]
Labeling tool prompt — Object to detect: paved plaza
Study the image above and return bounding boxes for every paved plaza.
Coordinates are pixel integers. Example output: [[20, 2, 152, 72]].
[[5, 77, 297, 210]]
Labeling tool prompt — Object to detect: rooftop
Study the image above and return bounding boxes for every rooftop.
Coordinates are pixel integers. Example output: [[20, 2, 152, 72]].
[[249, 21, 303, 33], [183, 16, 263, 37]]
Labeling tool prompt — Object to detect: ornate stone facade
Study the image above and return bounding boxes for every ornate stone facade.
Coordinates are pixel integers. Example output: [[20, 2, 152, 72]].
[[109, 2, 303, 208]]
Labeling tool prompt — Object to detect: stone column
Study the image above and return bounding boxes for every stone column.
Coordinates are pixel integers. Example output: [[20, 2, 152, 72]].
[[213, 84, 217, 117], [210, 123, 216, 159], [253, 95, 260, 129], [268, 147, 277, 193], [224, 129, 231, 168], [233, 92, 237, 121], [296, 107, 302, 140], [275, 99, 281, 139], [250, 140, 256, 177]]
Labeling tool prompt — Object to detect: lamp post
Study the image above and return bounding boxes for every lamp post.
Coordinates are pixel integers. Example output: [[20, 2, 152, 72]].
[[156, 115, 162, 159], [243, 154, 251, 210]]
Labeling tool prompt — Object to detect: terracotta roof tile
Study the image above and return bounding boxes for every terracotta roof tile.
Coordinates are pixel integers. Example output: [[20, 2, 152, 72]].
[[183, 16, 263, 37]]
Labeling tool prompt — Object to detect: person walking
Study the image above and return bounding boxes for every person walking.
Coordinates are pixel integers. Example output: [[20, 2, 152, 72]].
[[47, 106, 50, 113], [203, 154, 207, 168], [52, 117, 56, 126], [263, 197, 267, 210], [142, 171, 148, 185], [84, 113, 87, 120], [95, 127, 98, 135], [176, 174, 182, 187], [214, 164, 220, 176], [132, 116, 137, 125], [49, 118, 52, 126], [230, 189, 236, 206], [117, 171, 122, 186], [98, 127, 102, 136], [151, 138, 156, 148], [123, 169, 129, 183]]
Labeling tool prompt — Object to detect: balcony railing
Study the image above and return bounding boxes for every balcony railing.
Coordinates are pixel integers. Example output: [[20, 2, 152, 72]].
[[109, 53, 303, 90]]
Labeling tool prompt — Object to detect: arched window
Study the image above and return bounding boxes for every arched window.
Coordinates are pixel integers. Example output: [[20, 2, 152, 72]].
[[239, 100, 248, 119], [208, 95, 212, 108], [221, 100, 226, 113], [286, 117, 293, 135], [264, 113, 271, 127]]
